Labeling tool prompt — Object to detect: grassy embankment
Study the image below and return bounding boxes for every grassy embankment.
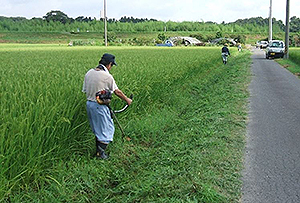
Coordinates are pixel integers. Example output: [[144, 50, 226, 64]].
[[276, 48, 300, 77], [0, 31, 279, 45], [0, 45, 251, 202]]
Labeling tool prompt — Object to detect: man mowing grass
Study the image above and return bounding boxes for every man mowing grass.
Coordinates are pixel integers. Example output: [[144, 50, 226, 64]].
[[221, 43, 230, 65], [82, 53, 132, 159]]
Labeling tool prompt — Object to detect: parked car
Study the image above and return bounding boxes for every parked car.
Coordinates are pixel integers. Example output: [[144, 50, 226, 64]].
[[256, 41, 261, 48], [259, 41, 269, 49], [265, 40, 285, 59]]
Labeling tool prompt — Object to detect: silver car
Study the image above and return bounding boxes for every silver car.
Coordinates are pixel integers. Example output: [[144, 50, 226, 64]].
[[265, 40, 285, 59]]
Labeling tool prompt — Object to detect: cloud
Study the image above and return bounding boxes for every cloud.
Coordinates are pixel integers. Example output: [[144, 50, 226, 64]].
[[0, 0, 63, 18], [107, 0, 176, 20], [0, 0, 298, 23]]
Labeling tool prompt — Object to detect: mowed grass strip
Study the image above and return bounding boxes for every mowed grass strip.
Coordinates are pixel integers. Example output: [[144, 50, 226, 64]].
[[275, 48, 300, 77], [0, 46, 251, 202]]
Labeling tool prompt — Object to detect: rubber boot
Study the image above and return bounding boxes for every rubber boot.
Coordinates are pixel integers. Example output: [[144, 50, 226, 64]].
[[95, 139, 109, 160]]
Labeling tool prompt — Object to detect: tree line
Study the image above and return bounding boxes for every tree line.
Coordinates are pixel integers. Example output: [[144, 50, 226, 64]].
[[0, 10, 299, 34]]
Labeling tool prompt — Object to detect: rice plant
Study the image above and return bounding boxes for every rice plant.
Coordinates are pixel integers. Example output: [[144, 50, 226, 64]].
[[0, 45, 251, 202]]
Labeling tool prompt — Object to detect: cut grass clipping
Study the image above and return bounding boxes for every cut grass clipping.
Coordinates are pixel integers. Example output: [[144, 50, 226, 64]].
[[0, 45, 251, 202]]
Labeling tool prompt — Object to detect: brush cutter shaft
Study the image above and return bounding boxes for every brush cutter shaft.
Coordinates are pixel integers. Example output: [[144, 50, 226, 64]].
[[106, 94, 133, 137], [111, 112, 125, 136]]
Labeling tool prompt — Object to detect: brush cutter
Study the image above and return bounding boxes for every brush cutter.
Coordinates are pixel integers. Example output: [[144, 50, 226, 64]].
[[108, 94, 133, 139], [96, 90, 133, 139]]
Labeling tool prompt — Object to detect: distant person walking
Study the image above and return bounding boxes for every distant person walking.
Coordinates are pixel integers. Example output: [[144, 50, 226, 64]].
[[82, 53, 132, 159], [238, 43, 242, 52], [221, 43, 230, 65]]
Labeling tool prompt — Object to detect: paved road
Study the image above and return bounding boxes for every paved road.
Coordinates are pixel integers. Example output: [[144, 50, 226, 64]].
[[242, 48, 300, 203]]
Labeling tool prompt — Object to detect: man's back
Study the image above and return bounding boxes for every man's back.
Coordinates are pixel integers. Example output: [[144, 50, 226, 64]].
[[222, 46, 230, 54], [83, 69, 117, 102]]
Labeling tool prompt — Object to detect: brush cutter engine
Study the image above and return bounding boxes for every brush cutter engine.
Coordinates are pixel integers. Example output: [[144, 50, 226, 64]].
[[96, 89, 112, 105]]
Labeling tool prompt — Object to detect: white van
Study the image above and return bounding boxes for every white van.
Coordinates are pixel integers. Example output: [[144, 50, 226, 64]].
[[265, 40, 285, 59]]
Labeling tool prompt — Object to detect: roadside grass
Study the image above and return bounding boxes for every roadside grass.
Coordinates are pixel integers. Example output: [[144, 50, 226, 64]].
[[275, 48, 300, 77], [1, 46, 251, 202]]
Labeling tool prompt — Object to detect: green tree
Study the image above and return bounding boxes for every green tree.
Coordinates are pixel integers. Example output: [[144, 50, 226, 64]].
[[216, 31, 223, 38], [158, 33, 167, 41], [290, 16, 300, 33], [43, 10, 73, 24]]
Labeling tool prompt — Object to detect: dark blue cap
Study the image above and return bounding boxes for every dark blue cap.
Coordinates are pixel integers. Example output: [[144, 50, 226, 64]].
[[100, 53, 117, 66]]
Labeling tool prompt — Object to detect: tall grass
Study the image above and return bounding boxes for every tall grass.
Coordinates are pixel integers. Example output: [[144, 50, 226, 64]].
[[289, 48, 300, 65], [276, 48, 300, 76], [0, 45, 251, 202]]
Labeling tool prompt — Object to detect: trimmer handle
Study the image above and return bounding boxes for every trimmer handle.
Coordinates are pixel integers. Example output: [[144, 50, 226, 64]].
[[113, 94, 133, 113]]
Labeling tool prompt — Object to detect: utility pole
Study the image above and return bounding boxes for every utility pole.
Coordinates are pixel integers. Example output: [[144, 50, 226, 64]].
[[269, 0, 273, 42], [284, 0, 290, 59], [104, 0, 108, 46]]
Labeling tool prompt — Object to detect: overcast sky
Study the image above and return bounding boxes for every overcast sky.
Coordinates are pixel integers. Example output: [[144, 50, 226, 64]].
[[1, 0, 299, 23]]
